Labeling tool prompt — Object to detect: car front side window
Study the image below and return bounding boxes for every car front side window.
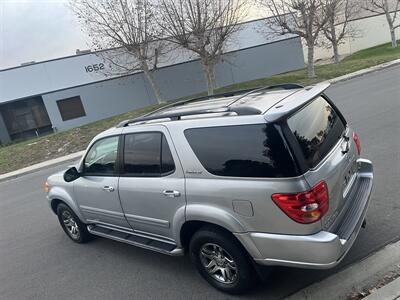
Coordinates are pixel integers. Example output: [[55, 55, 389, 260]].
[[84, 136, 119, 176]]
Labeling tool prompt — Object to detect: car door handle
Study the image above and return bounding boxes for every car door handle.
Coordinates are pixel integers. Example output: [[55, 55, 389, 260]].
[[102, 186, 115, 192], [163, 190, 181, 198]]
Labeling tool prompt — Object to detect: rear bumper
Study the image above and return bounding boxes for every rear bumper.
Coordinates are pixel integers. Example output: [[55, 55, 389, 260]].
[[235, 159, 373, 269]]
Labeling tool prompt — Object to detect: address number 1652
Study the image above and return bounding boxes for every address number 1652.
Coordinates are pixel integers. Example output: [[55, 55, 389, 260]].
[[84, 63, 105, 73]]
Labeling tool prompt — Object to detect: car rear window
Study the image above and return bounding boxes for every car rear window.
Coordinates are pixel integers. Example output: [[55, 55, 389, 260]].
[[184, 124, 298, 178], [287, 96, 346, 169]]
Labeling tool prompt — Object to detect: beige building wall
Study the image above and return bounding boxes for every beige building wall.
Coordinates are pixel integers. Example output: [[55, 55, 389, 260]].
[[245, 1, 400, 63], [313, 11, 400, 62]]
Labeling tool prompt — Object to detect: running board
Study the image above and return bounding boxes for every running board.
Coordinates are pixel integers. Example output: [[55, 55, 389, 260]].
[[87, 224, 184, 256]]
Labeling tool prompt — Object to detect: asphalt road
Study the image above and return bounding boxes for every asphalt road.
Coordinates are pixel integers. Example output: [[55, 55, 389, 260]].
[[1, 65, 399, 300]]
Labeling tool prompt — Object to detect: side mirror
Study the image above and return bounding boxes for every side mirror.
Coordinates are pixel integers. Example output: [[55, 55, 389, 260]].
[[64, 167, 80, 182]]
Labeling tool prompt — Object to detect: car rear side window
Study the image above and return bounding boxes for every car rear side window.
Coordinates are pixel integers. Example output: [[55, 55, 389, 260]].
[[184, 124, 298, 178], [287, 96, 346, 169], [123, 132, 175, 177]]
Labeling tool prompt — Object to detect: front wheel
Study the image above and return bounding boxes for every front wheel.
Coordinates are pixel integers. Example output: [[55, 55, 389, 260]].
[[56, 203, 92, 243], [189, 227, 257, 294]]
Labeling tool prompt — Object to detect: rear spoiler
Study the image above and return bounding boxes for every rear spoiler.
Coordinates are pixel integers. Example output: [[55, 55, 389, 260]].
[[264, 82, 331, 122]]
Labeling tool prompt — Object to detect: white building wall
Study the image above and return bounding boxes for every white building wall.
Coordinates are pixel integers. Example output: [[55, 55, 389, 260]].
[[42, 75, 156, 132], [42, 38, 304, 132]]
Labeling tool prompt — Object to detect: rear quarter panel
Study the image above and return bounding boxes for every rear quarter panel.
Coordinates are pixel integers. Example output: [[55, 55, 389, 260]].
[[303, 127, 359, 230], [166, 118, 322, 235]]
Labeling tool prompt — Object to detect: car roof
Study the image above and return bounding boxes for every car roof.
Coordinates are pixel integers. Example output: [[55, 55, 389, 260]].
[[116, 82, 331, 128]]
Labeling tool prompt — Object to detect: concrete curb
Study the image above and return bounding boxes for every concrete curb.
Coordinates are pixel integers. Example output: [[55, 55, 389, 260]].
[[1, 58, 399, 183], [286, 241, 400, 300], [0, 151, 85, 183], [364, 277, 400, 300]]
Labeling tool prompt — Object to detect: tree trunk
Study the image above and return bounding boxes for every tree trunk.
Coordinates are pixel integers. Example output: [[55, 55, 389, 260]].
[[390, 28, 398, 48], [307, 45, 316, 78], [142, 63, 164, 104], [385, 9, 398, 48], [330, 21, 340, 63], [201, 57, 217, 96], [333, 41, 340, 64]]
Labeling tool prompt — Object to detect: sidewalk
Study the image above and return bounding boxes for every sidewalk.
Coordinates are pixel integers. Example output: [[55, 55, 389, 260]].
[[1, 58, 400, 184], [286, 240, 400, 300], [0, 151, 84, 183], [364, 277, 400, 300]]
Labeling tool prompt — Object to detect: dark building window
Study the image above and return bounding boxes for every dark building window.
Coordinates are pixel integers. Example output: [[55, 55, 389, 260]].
[[0, 96, 53, 141], [57, 96, 86, 121]]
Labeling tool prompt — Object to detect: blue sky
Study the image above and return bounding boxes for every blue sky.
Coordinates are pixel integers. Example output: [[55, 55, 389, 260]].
[[0, 0, 88, 69]]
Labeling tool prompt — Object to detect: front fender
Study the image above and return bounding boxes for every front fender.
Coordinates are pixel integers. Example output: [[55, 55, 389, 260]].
[[48, 186, 85, 223], [185, 204, 247, 233]]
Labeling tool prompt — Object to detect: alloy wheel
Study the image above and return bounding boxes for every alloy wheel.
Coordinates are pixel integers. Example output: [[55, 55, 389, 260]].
[[61, 210, 80, 240], [199, 243, 238, 284]]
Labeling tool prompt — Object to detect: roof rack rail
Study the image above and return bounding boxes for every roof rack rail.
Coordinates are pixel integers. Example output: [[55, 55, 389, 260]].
[[227, 83, 303, 107], [116, 106, 262, 128], [116, 83, 303, 128], [134, 87, 265, 121]]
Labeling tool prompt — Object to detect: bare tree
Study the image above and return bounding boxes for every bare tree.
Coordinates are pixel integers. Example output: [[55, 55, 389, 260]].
[[258, 0, 328, 78], [364, 0, 400, 48], [157, 0, 246, 95], [323, 0, 360, 63], [70, 0, 165, 103]]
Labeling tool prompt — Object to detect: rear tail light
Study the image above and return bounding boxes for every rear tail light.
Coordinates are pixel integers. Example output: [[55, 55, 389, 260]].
[[271, 181, 329, 224], [353, 132, 361, 155]]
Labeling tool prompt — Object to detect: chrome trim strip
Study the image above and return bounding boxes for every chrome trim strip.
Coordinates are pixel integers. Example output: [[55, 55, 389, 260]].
[[80, 205, 125, 220], [125, 213, 170, 228], [254, 257, 338, 269], [86, 219, 133, 232], [133, 229, 176, 243]]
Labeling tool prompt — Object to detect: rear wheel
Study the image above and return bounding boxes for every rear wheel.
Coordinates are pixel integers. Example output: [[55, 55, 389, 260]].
[[56, 203, 92, 243], [189, 226, 257, 294]]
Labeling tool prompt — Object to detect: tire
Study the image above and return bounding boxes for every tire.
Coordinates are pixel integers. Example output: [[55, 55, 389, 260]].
[[189, 226, 257, 294], [56, 203, 92, 243]]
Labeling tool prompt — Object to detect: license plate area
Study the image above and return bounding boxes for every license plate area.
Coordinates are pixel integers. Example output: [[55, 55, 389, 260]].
[[343, 161, 358, 198]]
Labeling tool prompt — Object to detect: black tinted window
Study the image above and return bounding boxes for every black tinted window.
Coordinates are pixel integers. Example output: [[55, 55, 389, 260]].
[[123, 132, 175, 177], [161, 135, 175, 175], [84, 136, 119, 175], [185, 124, 298, 178], [287, 96, 346, 168]]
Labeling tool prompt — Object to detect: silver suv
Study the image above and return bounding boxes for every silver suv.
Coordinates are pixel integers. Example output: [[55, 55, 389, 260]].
[[46, 82, 373, 294]]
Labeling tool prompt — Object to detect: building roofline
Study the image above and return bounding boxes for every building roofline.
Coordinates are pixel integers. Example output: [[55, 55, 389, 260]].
[[0, 16, 280, 73], [0, 36, 302, 105]]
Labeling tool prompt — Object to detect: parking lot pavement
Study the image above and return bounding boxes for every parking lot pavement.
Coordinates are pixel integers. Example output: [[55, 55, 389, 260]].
[[0, 65, 399, 300]]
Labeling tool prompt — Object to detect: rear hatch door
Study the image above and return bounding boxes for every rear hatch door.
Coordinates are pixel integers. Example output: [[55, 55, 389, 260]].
[[286, 95, 358, 230]]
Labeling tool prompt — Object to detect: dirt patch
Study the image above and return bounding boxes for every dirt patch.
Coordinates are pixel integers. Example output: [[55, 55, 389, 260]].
[[347, 266, 400, 299]]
